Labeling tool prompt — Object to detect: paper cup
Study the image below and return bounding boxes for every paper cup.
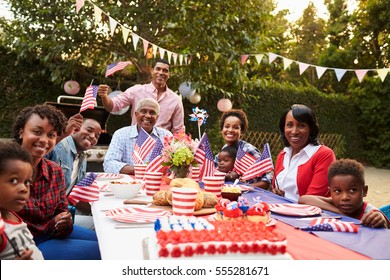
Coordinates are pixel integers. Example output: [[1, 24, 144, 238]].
[[144, 171, 163, 196], [203, 176, 225, 198], [134, 164, 147, 181], [190, 166, 200, 182], [214, 170, 226, 181], [171, 187, 198, 216]]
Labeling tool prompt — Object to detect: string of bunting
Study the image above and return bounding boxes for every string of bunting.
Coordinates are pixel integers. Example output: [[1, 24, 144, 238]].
[[75, 1, 389, 83]]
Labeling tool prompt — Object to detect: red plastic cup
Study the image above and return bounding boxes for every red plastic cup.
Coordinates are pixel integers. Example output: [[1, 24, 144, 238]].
[[171, 187, 198, 216], [134, 164, 147, 181], [203, 176, 225, 198], [144, 171, 163, 196]]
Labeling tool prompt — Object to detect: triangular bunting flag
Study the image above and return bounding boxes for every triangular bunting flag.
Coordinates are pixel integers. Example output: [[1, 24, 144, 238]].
[[334, 68, 347, 82], [122, 27, 130, 44], [76, 0, 85, 13], [298, 62, 310, 75], [241, 54, 249, 65], [109, 17, 118, 37], [172, 53, 178, 65], [166, 51, 172, 63], [93, 5, 102, 26], [255, 54, 264, 64], [355, 69, 368, 83], [142, 39, 149, 56], [184, 56, 188, 65], [315, 66, 327, 79], [159, 48, 166, 59], [131, 32, 139, 51], [268, 52, 278, 64], [283, 58, 293, 70], [213, 52, 221, 62], [179, 54, 183, 65], [152, 44, 158, 57], [376, 68, 389, 82]]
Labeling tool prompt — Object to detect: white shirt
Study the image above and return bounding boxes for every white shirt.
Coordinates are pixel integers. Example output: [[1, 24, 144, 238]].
[[276, 144, 321, 201]]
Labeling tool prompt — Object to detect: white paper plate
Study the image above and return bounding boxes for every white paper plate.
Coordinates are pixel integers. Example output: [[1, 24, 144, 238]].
[[106, 207, 171, 223], [269, 203, 322, 217]]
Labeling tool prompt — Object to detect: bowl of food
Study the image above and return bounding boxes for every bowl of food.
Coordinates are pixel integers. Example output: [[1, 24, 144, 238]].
[[221, 185, 242, 201], [109, 180, 144, 199]]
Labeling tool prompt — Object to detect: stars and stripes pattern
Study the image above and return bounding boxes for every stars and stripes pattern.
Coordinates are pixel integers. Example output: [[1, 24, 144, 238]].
[[301, 221, 359, 233], [194, 133, 207, 165], [105, 61, 131, 77], [68, 172, 100, 205], [145, 138, 165, 172], [233, 143, 256, 175], [195, 134, 215, 181], [79, 85, 98, 113], [241, 143, 274, 181], [309, 218, 340, 226], [132, 127, 156, 164]]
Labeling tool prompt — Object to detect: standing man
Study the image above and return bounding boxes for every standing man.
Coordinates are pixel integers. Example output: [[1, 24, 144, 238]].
[[103, 98, 172, 175], [98, 59, 185, 134]]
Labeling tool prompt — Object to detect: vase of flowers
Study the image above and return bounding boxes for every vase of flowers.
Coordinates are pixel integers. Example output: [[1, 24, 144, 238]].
[[161, 131, 199, 178]]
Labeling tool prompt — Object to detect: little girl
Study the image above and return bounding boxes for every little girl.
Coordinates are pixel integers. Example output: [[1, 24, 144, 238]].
[[0, 141, 44, 259], [217, 145, 237, 181]]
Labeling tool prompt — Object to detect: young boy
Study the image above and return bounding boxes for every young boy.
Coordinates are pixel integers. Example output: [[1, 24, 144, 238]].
[[0, 141, 44, 259], [299, 158, 389, 228], [217, 145, 237, 181]]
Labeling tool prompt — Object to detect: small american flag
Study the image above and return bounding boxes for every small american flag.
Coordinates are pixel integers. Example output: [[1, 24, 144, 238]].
[[105, 61, 131, 77], [301, 221, 359, 233], [79, 85, 98, 113], [241, 143, 273, 181], [233, 143, 256, 175], [132, 127, 156, 164], [194, 133, 207, 165], [145, 138, 164, 172], [197, 134, 215, 181], [68, 172, 100, 205], [309, 218, 340, 226]]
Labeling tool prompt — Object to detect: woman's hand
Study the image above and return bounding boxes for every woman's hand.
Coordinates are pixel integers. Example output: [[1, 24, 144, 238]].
[[54, 211, 73, 233], [362, 210, 388, 228]]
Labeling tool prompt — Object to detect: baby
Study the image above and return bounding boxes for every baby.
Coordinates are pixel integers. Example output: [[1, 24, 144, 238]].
[[299, 158, 389, 228], [217, 145, 237, 181], [0, 141, 44, 259]]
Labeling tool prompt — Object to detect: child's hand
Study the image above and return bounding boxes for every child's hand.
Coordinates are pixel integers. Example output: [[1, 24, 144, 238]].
[[272, 187, 285, 197], [15, 249, 33, 260], [54, 211, 73, 232], [362, 210, 387, 228]]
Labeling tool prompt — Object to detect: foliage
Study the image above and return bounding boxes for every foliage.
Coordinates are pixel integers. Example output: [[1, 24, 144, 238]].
[[161, 131, 198, 168]]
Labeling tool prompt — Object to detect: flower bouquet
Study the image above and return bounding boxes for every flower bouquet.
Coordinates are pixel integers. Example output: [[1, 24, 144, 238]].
[[161, 131, 199, 178]]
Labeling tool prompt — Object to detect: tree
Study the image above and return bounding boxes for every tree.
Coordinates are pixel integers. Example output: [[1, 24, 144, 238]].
[[0, 0, 284, 98]]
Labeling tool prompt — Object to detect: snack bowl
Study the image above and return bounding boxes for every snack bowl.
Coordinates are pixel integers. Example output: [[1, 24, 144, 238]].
[[221, 191, 241, 201], [109, 180, 144, 199]]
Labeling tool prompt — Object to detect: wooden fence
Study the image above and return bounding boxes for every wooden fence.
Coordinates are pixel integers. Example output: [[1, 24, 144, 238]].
[[242, 131, 345, 159]]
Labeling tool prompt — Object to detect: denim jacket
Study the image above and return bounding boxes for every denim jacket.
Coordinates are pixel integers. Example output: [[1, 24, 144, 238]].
[[46, 136, 86, 194]]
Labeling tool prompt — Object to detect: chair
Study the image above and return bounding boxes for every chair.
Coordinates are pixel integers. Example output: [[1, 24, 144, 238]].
[[68, 205, 76, 224], [379, 204, 390, 220]]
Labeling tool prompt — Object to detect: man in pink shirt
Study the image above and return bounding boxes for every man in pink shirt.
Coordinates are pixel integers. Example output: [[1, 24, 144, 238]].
[[97, 59, 184, 134]]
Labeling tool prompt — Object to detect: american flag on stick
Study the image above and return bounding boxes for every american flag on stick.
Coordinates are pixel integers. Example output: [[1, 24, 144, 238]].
[[68, 172, 100, 205], [105, 61, 131, 77], [241, 143, 273, 181], [79, 85, 98, 113], [301, 220, 359, 233], [195, 133, 215, 181], [132, 127, 156, 164], [233, 143, 256, 175], [145, 138, 164, 172]]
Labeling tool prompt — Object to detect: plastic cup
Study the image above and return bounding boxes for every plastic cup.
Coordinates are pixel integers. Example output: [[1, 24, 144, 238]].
[[214, 170, 226, 181], [171, 187, 198, 216], [190, 166, 201, 182], [203, 176, 225, 198], [144, 171, 163, 196], [134, 164, 147, 181]]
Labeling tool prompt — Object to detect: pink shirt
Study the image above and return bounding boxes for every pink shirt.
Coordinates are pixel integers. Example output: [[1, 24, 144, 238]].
[[111, 82, 184, 134]]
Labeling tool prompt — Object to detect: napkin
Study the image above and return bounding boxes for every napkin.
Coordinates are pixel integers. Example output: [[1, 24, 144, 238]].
[[301, 220, 359, 233], [68, 172, 100, 205]]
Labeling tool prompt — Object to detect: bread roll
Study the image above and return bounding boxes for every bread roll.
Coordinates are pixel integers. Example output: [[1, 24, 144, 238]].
[[202, 192, 218, 208], [152, 190, 170, 206], [169, 178, 201, 190]]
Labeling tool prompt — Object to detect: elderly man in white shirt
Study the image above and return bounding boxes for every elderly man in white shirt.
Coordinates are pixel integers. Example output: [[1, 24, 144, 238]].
[[103, 98, 172, 175]]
